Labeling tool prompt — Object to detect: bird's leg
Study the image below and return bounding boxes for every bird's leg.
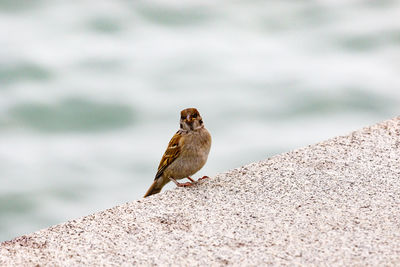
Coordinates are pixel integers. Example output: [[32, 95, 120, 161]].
[[198, 176, 209, 181], [186, 176, 196, 183], [169, 177, 194, 187]]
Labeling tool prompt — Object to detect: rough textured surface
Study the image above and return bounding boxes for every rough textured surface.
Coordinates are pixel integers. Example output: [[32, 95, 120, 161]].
[[1, 117, 400, 266]]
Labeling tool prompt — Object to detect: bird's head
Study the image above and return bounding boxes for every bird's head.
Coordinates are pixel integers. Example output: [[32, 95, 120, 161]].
[[180, 108, 204, 131]]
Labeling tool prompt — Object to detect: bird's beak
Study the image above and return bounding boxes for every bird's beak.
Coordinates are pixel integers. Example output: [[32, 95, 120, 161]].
[[187, 114, 191, 121]]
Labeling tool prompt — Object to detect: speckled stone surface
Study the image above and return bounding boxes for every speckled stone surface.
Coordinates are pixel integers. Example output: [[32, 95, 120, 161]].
[[1, 117, 400, 266]]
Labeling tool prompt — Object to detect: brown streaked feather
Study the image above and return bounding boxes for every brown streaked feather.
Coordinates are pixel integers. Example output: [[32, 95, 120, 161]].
[[154, 130, 183, 180]]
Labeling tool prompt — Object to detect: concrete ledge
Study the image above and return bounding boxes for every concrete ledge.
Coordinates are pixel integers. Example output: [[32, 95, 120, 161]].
[[1, 117, 400, 266]]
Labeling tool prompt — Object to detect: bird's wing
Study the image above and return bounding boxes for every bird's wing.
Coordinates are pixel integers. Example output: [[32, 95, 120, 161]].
[[154, 130, 183, 180]]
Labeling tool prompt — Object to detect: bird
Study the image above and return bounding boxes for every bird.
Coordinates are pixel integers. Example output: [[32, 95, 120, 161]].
[[144, 108, 212, 198]]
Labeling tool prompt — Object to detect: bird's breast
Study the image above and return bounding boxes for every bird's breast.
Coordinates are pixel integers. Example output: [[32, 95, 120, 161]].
[[166, 128, 211, 180]]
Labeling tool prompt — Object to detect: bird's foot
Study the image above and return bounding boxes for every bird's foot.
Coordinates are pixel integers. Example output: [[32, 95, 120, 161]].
[[186, 176, 196, 183], [177, 182, 194, 187], [198, 176, 209, 181]]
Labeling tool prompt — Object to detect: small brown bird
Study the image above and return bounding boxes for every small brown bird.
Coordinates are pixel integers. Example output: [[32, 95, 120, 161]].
[[144, 108, 212, 197]]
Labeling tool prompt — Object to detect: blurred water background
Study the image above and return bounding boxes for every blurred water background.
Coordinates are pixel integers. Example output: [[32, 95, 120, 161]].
[[1, 0, 399, 241]]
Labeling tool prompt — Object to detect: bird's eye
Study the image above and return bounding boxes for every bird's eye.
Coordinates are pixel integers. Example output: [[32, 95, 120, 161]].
[[192, 113, 198, 119], [181, 115, 185, 120]]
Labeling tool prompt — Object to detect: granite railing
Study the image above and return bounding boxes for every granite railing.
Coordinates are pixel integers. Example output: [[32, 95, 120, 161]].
[[1, 117, 400, 266]]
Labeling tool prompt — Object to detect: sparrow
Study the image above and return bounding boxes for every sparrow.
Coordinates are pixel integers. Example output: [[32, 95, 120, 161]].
[[144, 108, 212, 197]]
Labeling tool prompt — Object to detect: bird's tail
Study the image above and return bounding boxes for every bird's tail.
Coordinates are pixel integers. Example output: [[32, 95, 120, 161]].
[[144, 178, 166, 198]]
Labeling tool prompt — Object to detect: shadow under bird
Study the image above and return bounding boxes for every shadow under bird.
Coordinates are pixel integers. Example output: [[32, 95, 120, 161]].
[[144, 108, 212, 197]]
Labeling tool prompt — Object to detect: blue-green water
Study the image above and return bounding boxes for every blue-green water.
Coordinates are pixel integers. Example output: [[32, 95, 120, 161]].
[[1, 0, 399, 241]]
